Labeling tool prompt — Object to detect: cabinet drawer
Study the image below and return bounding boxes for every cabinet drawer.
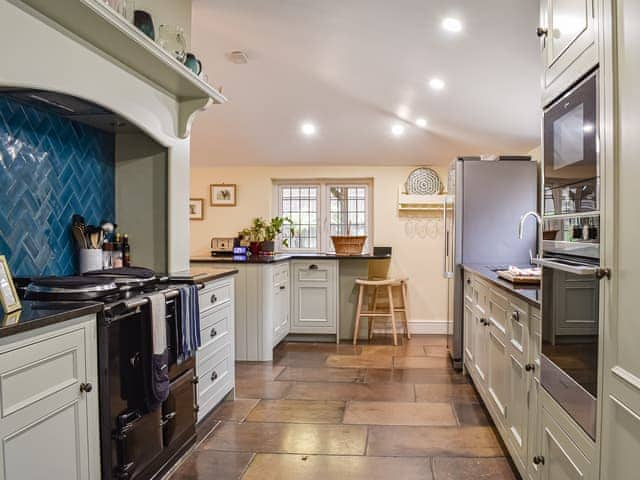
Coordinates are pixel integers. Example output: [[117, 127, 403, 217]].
[[199, 280, 233, 312], [0, 329, 85, 418], [199, 304, 232, 360], [294, 262, 332, 283], [197, 343, 233, 419]]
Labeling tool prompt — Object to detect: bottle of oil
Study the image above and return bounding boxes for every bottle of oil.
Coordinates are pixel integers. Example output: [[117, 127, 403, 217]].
[[123, 234, 131, 267]]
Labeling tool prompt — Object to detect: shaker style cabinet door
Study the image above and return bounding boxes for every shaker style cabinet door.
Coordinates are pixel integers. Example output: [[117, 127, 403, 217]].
[[291, 261, 338, 334], [0, 318, 99, 480], [599, 0, 640, 478], [540, 0, 597, 104]]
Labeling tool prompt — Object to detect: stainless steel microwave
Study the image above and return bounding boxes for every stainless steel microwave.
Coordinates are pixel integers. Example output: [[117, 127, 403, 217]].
[[543, 71, 598, 217]]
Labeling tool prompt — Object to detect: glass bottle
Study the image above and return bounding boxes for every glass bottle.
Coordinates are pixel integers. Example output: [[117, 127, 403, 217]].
[[158, 24, 187, 63]]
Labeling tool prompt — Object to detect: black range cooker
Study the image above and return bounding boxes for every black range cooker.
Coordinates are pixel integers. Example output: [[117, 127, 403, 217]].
[[24, 268, 199, 480]]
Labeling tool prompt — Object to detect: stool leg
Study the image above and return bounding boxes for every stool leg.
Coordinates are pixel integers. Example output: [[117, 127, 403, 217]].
[[369, 286, 378, 340], [387, 285, 398, 346], [402, 281, 411, 339], [353, 285, 364, 345]]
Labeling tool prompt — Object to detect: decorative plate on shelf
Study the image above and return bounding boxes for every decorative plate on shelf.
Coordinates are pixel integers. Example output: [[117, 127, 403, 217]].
[[405, 167, 442, 195]]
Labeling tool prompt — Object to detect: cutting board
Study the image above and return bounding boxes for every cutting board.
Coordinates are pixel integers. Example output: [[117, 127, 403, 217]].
[[496, 270, 541, 285]]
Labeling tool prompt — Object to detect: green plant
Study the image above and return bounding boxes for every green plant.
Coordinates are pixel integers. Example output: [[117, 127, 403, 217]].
[[264, 216, 295, 247], [240, 217, 267, 242]]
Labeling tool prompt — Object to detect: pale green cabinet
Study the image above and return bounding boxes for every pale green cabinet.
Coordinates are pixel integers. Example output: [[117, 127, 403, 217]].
[[540, 0, 597, 104], [599, 0, 640, 477], [291, 260, 338, 335], [0, 316, 100, 480], [463, 269, 541, 478]]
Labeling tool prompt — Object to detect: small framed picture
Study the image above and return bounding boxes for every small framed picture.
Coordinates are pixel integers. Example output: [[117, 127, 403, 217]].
[[210, 184, 237, 206], [189, 198, 204, 220], [0, 256, 21, 313]]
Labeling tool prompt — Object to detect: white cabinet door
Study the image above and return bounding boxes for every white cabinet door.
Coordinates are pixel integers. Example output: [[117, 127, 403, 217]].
[[0, 318, 99, 480], [527, 308, 542, 480], [463, 302, 474, 368], [291, 261, 338, 334], [541, 0, 597, 103], [540, 407, 592, 480], [473, 310, 489, 387], [600, 1, 640, 477], [487, 290, 510, 425]]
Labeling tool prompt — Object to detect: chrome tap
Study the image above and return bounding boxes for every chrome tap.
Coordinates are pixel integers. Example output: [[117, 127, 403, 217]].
[[518, 211, 542, 264]]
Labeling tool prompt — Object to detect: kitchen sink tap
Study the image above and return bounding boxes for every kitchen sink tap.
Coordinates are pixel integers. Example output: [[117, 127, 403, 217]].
[[518, 211, 542, 264]]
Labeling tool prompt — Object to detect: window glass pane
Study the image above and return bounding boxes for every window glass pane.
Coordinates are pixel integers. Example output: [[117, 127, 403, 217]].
[[327, 185, 369, 252], [279, 185, 319, 250]]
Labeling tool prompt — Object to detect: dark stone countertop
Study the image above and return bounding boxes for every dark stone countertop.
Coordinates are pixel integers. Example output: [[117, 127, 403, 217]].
[[169, 267, 239, 284], [463, 264, 541, 307], [0, 301, 103, 339], [190, 252, 392, 264]]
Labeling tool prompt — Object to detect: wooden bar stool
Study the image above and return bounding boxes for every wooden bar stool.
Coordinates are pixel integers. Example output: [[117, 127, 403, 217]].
[[353, 278, 411, 346]]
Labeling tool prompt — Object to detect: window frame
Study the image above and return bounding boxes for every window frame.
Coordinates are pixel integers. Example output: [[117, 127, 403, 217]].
[[273, 178, 373, 253]]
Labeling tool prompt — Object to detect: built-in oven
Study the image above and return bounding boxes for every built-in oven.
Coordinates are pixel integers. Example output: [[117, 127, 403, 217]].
[[543, 70, 599, 218], [533, 254, 605, 439]]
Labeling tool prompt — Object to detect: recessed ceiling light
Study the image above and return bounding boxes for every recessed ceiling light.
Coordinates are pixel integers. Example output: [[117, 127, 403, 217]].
[[442, 17, 462, 33], [396, 105, 410, 119], [415, 118, 428, 128], [391, 124, 406, 136], [300, 122, 317, 136], [429, 78, 446, 91]]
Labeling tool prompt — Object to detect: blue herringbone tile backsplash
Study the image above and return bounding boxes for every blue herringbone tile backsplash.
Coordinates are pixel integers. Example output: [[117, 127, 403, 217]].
[[0, 97, 114, 277]]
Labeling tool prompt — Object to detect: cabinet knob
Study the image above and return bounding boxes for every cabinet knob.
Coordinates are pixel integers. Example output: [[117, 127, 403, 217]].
[[533, 455, 545, 465], [211, 371, 218, 382], [309, 264, 318, 270], [80, 382, 93, 393], [210, 328, 218, 338], [211, 294, 218, 304], [525, 363, 536, 372], [466, 278, 471, 285], [536, 27, 548, 38], [511, 311, 520, 322]]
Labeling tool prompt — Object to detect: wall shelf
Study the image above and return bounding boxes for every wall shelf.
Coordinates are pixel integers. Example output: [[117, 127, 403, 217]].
[[398, 186, 446, 211], [13, 0, 227, 105]]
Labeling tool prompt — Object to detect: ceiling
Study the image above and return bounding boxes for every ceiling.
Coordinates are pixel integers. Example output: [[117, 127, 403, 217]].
[[190, 0, 541, 166]]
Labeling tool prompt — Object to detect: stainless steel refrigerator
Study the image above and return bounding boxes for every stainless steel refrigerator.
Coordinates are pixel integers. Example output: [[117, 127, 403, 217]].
[[444, 157, 538, 369]]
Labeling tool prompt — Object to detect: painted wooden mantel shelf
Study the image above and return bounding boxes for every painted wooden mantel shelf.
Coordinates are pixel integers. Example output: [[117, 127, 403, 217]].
[[397, 186, 446, 212], [9, 0, 227, 138]]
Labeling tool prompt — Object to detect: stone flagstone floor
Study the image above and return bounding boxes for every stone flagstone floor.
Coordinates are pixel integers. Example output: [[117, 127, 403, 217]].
[[169, 335, 519, 480]]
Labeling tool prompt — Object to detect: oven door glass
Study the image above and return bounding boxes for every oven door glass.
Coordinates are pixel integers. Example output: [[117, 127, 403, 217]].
[[544, 72, 598, 216], [541, 261, 599, 438]]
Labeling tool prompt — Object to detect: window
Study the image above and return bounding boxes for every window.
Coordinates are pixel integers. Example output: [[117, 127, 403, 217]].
[[275, 180, 372, 252]]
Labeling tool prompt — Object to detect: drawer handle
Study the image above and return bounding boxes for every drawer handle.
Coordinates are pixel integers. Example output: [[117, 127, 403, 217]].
[[211, 294, 218, 304], [210, 328, 218, 338], [211, 371, 218, 382], [525, 363, 536, 372], [280, 285, 286, 290], [80, 382, 93, 393], [511, 311, 520, 322], [533, 456, 545, 466], [480, 318, 489, 326], [309, 264, 318, 270]]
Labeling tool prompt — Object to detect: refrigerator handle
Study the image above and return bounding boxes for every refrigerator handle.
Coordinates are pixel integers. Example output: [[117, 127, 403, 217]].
[[443, 198, 453, 279]]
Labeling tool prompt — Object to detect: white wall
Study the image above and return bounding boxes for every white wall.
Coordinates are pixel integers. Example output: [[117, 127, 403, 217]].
[[191, 165, 449, 329]]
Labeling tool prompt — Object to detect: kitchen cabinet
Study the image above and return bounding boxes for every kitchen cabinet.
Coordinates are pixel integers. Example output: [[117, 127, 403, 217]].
[[538, 388, 595, 480], [599, 0, 640, 477], [291, 260, 338, 336], [463, 269, 541, 479], [0, 315, 100, 480], [271, 263, 291, 346], [222, 263, 289, 362], [539, 0, 598, 104], [196, 276, 235, 422]]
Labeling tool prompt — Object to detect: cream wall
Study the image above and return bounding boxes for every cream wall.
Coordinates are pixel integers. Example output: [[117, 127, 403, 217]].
[[191, 165, 449, 328]]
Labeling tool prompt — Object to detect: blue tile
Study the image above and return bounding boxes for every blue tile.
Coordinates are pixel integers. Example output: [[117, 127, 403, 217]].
[[0, 97, 114, 277]]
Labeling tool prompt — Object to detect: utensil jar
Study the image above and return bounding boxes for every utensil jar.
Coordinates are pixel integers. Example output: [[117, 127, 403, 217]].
[[79, 249, 103, 274]]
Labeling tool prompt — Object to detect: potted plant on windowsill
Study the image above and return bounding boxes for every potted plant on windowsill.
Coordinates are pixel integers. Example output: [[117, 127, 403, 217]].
[[261, 216, 295, 255], [240, 217, 267, 256]]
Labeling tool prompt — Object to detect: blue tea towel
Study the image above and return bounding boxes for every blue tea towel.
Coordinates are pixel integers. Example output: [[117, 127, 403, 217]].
[[178, 285, 201, 362]]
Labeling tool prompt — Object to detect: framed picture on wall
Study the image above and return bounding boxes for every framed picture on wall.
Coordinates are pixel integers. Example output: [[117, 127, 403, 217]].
[[0, 255, 21, 313], [210, 184, 237, 206], [189, 198, 204, 220]]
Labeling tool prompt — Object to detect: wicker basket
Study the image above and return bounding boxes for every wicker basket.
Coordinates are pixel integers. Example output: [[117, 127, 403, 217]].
[[331, 236, 367, 255]]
